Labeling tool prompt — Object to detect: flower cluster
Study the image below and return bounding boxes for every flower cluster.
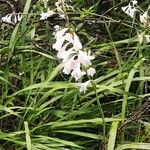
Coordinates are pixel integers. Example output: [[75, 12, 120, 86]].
[[2, 0, 66, 23], [40, 10, 65, 20], [40, 9, 55, 20], [52, 25, 96, 93], [1, 0, 68, 25], [40, 0, 66, 20], [121, 0, 138, 18], [122, 0, 150, 44], [1, 0, 95, 93], [140, 8, 150, 28], [2, 13, 22, 25], [138, 8, 150, 44]]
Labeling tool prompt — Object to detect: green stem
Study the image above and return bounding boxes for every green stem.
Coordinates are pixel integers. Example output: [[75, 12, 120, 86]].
[[91, 80, 106, 141]]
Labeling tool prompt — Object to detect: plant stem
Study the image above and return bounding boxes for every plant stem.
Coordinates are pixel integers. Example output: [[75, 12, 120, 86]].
[[91, 80, 106, 141]]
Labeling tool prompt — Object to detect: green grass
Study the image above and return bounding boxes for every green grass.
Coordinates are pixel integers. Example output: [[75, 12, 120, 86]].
[[0, 0, 150, 150]]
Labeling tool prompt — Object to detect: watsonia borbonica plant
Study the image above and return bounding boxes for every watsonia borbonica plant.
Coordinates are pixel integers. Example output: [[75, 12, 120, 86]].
[[1, 0, 96, 93], [1, 0, 150, 149]]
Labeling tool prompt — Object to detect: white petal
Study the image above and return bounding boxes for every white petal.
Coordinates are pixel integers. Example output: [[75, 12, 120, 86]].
[[17, 13, 22, 22], [57, 46, 74, 62], [121, 6, 128, 13], [40, 10, 55, 20], [140, 11, 148, 24], [131, 0, 138, 5], [59, 14, 65, 19], [71, 62, 85, 81], [52, 37, 65, 50], [54, 25, 60, 31], [14, 15, 17, 24], [63, 58, 76, 75], [77, 50, 95, 66], [57, 43, 69, 58], [87, 67, 96, 77], [40, 13, 50, 20], [65, 33, 74, 43], [129, 8, 136, 18], [79, 80, 90, 93], [73, 33, 82, 51], [121, 4, 136, 18], [55, 28, 68, 39], [2, 14, 12, 24]]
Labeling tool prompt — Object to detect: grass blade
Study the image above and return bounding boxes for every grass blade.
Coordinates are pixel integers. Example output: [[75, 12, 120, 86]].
[[108, 121, 119, 150], [24, 121, 32, 150]]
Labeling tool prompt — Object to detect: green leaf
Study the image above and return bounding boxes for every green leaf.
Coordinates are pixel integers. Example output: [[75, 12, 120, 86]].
[[115, 143, 150, 150], [108, 121, 119, 150], [33, 135, 82, 148], [54, 130, 101, 140], [24, 121, 32, 150]]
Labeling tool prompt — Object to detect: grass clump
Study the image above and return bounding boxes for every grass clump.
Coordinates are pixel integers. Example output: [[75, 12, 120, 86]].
[[0, 0, 150, 149]]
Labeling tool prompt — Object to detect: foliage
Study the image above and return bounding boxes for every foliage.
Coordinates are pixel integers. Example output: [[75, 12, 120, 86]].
[[0, 0, 150, 149]]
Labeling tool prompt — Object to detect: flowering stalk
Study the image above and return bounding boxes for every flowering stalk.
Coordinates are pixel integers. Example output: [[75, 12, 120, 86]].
[[84, 66, 106, 139], [91, 80, 106, 140], [122, 0, 150, 44], [52, 25, 106, 139], [52, 25, 96, 93]]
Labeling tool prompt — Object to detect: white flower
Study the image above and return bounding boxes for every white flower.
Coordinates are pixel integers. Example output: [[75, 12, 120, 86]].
[[54, 28, 68, 39], [13, 13, 22, 24], [87, 67, 96, 77], [52, 27, 69, 50], [71, 62, 86, 81], [40, 10, 55, 20], [121, 2, 137, 18], [138, 32, 150, 44], [2, 14, 13, 24], [140, 11, 148, 25], [2, 13, 22, 24], [79, 80, 90, 93], [131, 0, 138, 5], [55, 1, 63, 12], [63, 58, 76, 74], [77, 50, 95, 66], [17, 13, 22, 22], [59, 14, 65, 19], [73, 33, 82, 51], [52, 25, 96, 85], [54, 25, 61, 31], [52, 38, 66, 51], [57, 43, 69, 59], [65, 33, 74, 43], [57, 46, 74, 62]]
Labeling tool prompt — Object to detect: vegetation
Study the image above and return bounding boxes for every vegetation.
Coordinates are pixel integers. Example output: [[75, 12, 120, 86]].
[[0, 0, 150, 149]]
